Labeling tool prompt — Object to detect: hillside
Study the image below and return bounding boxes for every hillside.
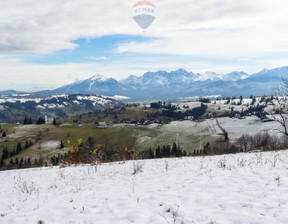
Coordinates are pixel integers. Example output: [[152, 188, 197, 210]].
[[1, 150, 288, 223], [0, 94, 123, 123], [0, 95, 282, 167]]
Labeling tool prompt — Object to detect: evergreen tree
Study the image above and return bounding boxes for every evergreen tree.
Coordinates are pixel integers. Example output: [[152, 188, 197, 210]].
[[2, 132, 6, 137], [172, 142, 178, 156], [53, 118, 57, 125], [25, 140, 29, 149], [9, 150, 15, 157], [0, 158, 4, 167], [51, 156, 58, 166], [16, 143, 22, 154], [36, 117, 45, 125], [23, 117, 32, 125], [34, 158, 38, 167], [162, 145, 166, 157], [155, 146, 160, 158], [224, 131, 229, 142], [2, 147, 9, 159], [166, 145, 171, 157], [23, 117, 28, 125], [38, 158, 43, 167], [19, 158, 24, 168], [9, 158, 14, 166], [239, 96, 243, 105], [149, 148, 154, 159], [60, 140, 64, 149], [27, 157, 31, 167], [251, 97, 256, 105]]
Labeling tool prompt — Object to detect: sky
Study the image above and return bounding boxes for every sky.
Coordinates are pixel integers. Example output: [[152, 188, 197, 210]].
[[1, 0, 288, 91]]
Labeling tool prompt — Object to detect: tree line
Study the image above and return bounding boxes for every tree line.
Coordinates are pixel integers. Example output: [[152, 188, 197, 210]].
[[1, 131, 287, 171]]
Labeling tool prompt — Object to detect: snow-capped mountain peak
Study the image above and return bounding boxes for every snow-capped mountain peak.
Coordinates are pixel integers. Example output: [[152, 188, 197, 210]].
[[90, 74, 109, 82]]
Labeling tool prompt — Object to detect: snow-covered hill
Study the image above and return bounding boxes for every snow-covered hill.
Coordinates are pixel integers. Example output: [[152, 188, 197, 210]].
[[0, 94, 123, 123], [1, 150, 288, 223]]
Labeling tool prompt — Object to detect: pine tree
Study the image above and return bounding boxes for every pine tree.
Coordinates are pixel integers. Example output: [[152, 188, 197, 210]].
[[19, 158, 24, 169], [53, 118, 57, 125], [23, 117, 28, 125], [60, 140, 64, 149], [25, 140, 29, 149], [239, 96, 243, 105], [16, 143, 22, 154], [27, 157, 31, 167], [38, 157, 43, 167], [29, 140, 33, 147], [2, 132, 6, 137], [9, 159, 14, 167], [2, 147, 9, 159], [155, 146, 160, 158], [166, 145, 171, 157], [0, 158, 4, 167], [36, 117, 45, 125], [9, 150, 15, 157], [251, 97, 256, 105], [172, 142, 178, 156], [149, 148, 154, 159], [34, 158, 38, 167], [162, 145, 166, 157]]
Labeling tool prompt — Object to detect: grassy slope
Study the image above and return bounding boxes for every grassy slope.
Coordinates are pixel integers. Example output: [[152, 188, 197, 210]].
[[0, 105, 214, 162]]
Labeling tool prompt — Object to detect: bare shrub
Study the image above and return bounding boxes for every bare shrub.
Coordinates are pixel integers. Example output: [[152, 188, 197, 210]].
[[14, 178, 39, 199], [236, 134, 254, 152], [132, 162, 144, 175], [165, 161, 168, 172]]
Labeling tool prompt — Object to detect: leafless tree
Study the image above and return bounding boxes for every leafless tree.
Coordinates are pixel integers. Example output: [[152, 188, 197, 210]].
[[271, 75, 288, 135]]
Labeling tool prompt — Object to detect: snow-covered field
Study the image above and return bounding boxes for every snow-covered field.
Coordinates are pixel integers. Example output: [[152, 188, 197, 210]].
[[1, 150, 288, 224], [206, 116, 281, 140]]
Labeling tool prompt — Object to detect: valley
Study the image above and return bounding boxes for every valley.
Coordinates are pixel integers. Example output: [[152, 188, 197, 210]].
[[0, 94, 284, 169]]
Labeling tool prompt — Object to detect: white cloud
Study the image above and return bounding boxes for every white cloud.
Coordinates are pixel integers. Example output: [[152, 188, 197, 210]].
[[85, 56, 109, 61], [1, 0, 288, 90], [1, 0, 288, 55], [117, 0, 288, 57], [0, 0, 134, 53]]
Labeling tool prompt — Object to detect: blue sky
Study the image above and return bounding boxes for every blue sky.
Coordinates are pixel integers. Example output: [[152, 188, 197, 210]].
[[1, 0, 288, 91]]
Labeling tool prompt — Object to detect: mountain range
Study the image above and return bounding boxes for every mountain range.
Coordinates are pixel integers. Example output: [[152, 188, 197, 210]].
[[1, 66, 288, 101]]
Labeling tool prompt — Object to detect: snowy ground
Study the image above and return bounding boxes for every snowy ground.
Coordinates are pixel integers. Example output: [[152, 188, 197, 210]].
[[206, 116, 281, 140], [1, 150, 288, 224]]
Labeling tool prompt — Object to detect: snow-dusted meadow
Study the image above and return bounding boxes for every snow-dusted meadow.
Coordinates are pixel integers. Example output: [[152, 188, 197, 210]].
[[206, 116, 281, 140], [1, 150, 288, 224]]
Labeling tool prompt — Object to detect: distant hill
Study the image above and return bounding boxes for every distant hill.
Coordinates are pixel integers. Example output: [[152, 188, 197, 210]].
[[0, 94, 123, 123]]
